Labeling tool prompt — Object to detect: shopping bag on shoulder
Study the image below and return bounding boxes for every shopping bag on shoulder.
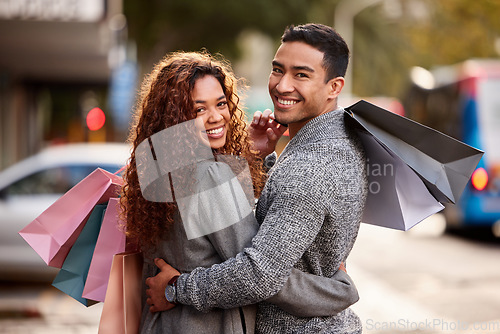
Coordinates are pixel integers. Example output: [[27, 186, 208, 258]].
[[19, 168, 123, 268], [354, 129, 445, 230], [344, 100, 483, 230], [83, 197, 127, 302], [52, 203, 107, 306], [98, 251, 143, 334]]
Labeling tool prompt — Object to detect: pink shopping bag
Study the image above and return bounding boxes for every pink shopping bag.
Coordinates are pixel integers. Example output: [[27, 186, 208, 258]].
[[83, 197, 127, 302], [19, 168, 123, 268]]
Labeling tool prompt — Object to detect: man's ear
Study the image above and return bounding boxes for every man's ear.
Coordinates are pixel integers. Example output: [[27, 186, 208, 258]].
[[327, 76, 345, 100]]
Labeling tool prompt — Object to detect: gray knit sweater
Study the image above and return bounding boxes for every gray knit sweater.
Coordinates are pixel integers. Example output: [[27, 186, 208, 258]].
[[176, 109, 368, 333]]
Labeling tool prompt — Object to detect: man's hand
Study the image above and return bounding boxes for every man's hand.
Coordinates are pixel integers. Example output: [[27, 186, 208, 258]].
[[145, 258, 181, 313], [248, 109, 287, 159]]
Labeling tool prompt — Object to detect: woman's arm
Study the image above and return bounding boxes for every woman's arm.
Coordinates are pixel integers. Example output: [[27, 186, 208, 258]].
[[266, 268, 358, 317]]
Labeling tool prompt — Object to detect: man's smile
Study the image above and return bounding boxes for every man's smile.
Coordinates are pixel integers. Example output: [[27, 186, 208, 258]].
[[277, 97, 299, 106]]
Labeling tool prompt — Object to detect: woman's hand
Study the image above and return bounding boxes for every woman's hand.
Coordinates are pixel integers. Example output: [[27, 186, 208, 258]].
[[248, 109, 287, 158], [145, 258, 181, 313]]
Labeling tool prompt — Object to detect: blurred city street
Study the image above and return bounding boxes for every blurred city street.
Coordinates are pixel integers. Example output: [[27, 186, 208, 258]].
[[350, 214, 500, 334], [1, 1, 500, 333], [0, 281, 102, 333], [1, 214, 499, 333]]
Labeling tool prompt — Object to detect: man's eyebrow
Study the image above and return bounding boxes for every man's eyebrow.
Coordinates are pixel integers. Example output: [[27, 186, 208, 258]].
[[271, 61, 314, 73], [194, 95, 226, 104], [272, 60, 283, 68], [293, 65, 314, 73]]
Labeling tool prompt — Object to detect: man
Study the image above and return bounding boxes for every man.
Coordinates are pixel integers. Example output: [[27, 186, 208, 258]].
[[147, 23, 368, 333]]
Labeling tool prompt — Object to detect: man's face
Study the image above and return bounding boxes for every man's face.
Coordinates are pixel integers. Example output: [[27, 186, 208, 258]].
[[268, 41, 342, 136]]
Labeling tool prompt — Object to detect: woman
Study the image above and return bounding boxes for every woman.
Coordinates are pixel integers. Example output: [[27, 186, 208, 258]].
[[121, 51, 358, 334]]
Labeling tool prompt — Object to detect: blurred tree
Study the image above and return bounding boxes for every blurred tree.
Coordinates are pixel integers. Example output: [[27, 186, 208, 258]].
[[402, 0, 500, 69], [123, 0, 317, 72], [309, 0, 411, 98], [336, 0, 500, 99], [352, 5, 410, 98], [123, 0, 500, 101]]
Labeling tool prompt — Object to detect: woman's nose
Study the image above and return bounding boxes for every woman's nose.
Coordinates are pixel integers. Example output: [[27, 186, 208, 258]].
[[208, 108, 223, 122]]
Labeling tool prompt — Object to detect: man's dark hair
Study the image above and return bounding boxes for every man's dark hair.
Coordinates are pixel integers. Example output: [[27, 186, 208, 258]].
[[281, 23, 349, 82]]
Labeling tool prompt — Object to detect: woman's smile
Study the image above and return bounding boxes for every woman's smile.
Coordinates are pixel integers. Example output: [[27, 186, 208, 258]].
[[204, 125, 225, 139]]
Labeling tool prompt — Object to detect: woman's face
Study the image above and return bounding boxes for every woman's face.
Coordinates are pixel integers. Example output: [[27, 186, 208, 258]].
[[192, 75, 231, 149]]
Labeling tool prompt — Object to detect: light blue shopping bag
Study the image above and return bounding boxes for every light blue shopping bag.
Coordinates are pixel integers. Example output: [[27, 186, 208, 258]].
[[52, 203, 107, 306]]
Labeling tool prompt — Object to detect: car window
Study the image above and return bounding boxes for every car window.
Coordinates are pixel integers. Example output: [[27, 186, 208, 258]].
[[4, 165, 121, 196]]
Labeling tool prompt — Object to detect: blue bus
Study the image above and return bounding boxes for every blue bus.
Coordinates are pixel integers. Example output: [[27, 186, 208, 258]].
[[404, 59, 500, 235]]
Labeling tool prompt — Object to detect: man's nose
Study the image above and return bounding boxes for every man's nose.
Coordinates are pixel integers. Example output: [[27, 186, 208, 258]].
[[276, 74, 294, 93]]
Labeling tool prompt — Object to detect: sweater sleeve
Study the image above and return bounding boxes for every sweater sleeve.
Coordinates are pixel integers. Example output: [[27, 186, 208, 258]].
[[175, 157, 340, 312]]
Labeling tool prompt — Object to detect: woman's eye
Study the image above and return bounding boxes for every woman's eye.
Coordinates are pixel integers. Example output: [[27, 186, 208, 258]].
[[196, 107, 205, 113], [217, 101, 228, 108]]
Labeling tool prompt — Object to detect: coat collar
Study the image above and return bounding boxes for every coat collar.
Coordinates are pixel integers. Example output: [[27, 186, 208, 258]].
[[278, 108, 346, 161]]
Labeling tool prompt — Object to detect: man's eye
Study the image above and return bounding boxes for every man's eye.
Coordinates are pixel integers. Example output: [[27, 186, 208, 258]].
[[272, 68, 283, 74], [297, 73, 308, 78]]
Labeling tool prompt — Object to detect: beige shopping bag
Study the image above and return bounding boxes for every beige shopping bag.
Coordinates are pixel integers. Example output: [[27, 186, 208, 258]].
[[98, 251, 143, 334]]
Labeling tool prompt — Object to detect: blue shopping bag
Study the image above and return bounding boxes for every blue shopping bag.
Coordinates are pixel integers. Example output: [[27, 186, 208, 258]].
[[52, 203, 107, 306]]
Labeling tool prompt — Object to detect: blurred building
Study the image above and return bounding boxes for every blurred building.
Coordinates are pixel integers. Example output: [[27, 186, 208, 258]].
[[0, 0, 133, 170]]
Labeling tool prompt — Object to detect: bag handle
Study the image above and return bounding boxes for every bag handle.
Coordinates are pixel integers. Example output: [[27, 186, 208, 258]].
[[114, 165, 127, 175]]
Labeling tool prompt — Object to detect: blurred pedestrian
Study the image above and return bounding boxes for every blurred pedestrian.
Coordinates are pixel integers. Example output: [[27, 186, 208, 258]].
[[121, 50, 360, 334]]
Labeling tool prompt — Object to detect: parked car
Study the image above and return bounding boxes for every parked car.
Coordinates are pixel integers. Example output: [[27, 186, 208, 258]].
[[0, 143, 130, 281]]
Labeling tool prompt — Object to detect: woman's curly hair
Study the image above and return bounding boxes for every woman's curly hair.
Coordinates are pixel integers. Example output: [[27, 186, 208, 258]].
[[121, 51, 266, 252]]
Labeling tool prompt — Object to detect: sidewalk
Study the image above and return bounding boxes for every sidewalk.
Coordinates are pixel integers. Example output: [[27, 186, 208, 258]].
[[0, 284, 101, 334]]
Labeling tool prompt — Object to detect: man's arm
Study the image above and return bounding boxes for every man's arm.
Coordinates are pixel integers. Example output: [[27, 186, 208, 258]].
[[146, 146, 364, 314], [146, 260, 359, 316], [145, 162, 359, 316], [148, 165, 336, 312]]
